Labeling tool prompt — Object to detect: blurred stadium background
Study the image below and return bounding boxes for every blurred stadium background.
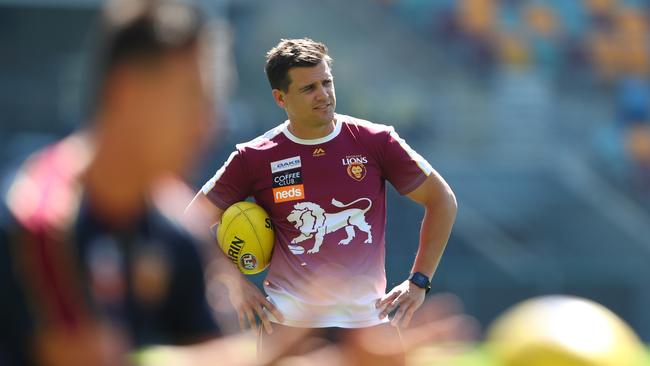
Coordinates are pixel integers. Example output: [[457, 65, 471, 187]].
[[2, 0, 650, 357]]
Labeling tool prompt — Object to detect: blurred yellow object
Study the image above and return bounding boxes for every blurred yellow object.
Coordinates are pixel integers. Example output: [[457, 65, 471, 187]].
[[486, 295, 646, 366], [132, 346, 190, 366]]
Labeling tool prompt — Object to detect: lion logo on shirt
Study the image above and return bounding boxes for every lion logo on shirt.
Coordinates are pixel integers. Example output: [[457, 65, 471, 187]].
[[286, 198, 372, 254], [347, 163, 366, 181]]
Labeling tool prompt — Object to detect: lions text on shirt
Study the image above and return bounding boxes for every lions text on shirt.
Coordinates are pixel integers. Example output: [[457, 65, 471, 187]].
[[202, 114, 433, 328]]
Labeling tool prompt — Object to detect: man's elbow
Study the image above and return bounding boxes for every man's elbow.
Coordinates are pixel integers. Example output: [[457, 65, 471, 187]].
[[441, 184, 458, 218]]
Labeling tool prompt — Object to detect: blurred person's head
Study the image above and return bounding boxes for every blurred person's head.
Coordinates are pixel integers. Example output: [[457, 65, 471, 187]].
[[89, 0, 214, 181], [614, 8, 649, 77], [624, 124, 650, 166], [457, 0, 497, 36], [525, 4, 560, 37], [486, 295, 647, 366], [497, 33, 530, 67], [264, 38, 336, 129], [584, 0, 617, 17], [588, 32, 619, 80]]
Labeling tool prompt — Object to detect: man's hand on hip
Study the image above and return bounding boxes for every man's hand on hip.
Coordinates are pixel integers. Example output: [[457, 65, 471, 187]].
[[376, 280, 426, 327]]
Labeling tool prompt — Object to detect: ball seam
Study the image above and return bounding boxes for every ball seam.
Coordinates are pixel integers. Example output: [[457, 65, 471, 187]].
[[241, 207, 268, 264]]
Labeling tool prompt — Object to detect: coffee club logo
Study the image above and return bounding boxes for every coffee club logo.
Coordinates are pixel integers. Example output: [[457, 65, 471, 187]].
[[342, 155, 368, 181]]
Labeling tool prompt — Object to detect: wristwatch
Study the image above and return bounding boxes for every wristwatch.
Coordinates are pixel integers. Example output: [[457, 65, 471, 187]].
[[409, 272, 431, 294]]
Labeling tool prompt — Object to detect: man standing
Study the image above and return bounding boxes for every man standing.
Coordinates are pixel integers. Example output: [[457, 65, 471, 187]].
[[189, 38, 457, 362]]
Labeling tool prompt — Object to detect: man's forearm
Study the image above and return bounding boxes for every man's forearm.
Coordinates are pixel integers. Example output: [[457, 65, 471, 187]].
[[410, 194, 457, 278]]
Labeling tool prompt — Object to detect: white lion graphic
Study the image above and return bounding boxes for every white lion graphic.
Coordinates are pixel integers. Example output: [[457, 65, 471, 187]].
[[286, 198, 372, 254]]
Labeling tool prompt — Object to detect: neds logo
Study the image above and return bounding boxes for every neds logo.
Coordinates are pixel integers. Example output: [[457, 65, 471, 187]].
[[273, 184, 304, 203]]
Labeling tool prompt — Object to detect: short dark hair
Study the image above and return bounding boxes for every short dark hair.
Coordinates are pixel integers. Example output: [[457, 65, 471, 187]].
[[264, 38, 332, 92], [86, 0, 207, 113]]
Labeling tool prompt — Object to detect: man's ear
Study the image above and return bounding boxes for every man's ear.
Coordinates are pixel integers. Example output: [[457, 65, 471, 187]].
[[272, 89, 286, 109]]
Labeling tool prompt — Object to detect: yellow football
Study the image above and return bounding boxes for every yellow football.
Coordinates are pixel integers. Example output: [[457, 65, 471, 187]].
[[217, 201, 274, 275]]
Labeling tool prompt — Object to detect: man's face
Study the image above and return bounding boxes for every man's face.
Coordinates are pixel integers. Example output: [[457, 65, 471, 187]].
[[275, 61, 336, 128]]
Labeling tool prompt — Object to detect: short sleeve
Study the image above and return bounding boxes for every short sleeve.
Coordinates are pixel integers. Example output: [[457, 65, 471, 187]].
[[381, 127, 434, 195], [201, 149, 252, 209]]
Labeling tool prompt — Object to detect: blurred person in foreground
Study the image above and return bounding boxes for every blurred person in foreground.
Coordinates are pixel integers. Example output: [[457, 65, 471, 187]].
[[186, 37, 458, 365], [0, 0, 225, 364]]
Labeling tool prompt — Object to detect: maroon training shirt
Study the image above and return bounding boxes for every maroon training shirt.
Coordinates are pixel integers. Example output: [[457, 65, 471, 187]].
[[202, 114, 433, 327]]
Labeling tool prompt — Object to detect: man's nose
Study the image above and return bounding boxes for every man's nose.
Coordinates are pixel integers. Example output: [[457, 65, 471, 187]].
[[314, 84, 328, 100]]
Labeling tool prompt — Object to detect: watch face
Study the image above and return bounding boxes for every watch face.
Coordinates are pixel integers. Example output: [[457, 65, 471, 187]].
[[410, 272, 430, 288]]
